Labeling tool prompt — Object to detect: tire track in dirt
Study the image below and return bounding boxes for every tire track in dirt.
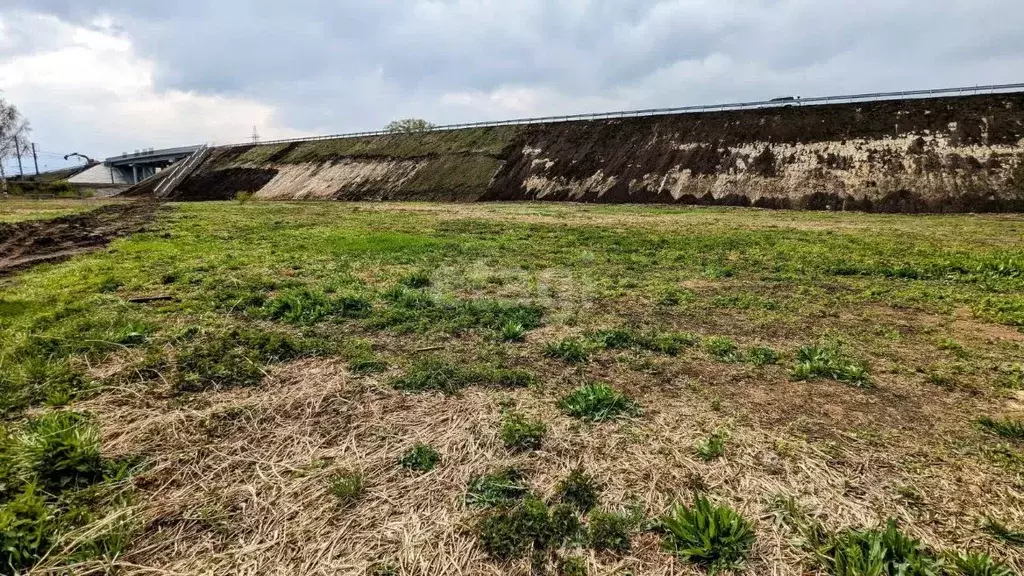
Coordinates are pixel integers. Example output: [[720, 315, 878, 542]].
[[0, 201, 162, 275]]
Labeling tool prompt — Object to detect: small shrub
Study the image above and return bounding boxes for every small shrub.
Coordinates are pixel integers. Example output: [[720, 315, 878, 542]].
[[499, 321, 526, 342], [813, 519, 940, 576], [477, 507, 533, 560], [695, 431, 727, 462], [467, 468, 529, 508], [329, 472, 364, 507], [16, 411, 104, 493], [174, 327, 326, 393], [591, 328, 638, 349], [391, 357, 535, 394], [948, 551, 1014, 576], [660, 495, 756, 574], [399, 444, 441, 472], [264, 286, 331, 323], [549, 503, 582, 545], [262, 288, 371, 325], [235, 191, 253, 203], [398, 271, 432, 289], [977, 416, 1024, 440], [554, 468, 600, 512], [587, 509, 632, 552], [477, 496, 552, 560], [332, 295, 374, 318], [747, 346, 780, 366], [385, 118, 436, 133], [704, 337, 740, 361], [544, 338, 594, 363], [500, 413, 546, 452], [558, 383, 639, 422], [792, 345, 872, 387], [589, 328, 697, 356], [558, 556, 588, 576], [0, 486, 54, 573]]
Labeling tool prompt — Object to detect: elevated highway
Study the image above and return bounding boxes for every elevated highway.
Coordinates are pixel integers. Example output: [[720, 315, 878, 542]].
[[102, 145, 202, 184]]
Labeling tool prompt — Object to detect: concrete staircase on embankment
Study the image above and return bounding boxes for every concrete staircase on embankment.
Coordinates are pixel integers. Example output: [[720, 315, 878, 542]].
[[153, 145, 209, 199]]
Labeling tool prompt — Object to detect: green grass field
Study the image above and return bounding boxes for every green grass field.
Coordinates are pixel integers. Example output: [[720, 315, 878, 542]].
[[1, 200, 1022, 575], [0, 197, 119, 223]]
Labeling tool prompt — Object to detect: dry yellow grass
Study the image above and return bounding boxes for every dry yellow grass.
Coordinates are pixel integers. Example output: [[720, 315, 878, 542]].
[[53, 347, 1023, 575]]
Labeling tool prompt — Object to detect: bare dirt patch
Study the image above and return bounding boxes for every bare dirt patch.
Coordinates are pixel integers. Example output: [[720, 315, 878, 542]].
[[0, 201, 160, 274], [953, 307, 1024, 343]]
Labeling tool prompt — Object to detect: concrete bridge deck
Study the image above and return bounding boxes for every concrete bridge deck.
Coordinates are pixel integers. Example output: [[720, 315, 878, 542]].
[[103, 145, 202, 184]]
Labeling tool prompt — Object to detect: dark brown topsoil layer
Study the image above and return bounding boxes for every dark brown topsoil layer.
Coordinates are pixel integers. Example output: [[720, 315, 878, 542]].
[[484, 94, 1024, 210], [0, 202, 161, 275], [171, 167, 279, 201]]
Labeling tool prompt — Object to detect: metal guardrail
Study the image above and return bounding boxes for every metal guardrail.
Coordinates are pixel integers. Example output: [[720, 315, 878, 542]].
[[221, 82, 1024, 149], [107, 145, 202, 165]]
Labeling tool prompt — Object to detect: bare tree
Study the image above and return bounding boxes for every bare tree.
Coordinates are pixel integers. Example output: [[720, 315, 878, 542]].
[[0, 97, 31, 194], [384, 118, 435, 134]]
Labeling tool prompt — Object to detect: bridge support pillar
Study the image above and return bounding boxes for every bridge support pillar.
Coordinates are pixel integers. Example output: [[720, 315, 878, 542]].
[[132, 165, 138, 184]]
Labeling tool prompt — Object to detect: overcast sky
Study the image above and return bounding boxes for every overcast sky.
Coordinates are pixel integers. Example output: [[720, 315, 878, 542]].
[[2, 0, 1023, 173]]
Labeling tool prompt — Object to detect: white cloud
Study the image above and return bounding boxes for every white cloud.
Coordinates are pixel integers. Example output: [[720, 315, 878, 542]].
[[4, 0, 1024, 174], [0, 12, 310, 171]]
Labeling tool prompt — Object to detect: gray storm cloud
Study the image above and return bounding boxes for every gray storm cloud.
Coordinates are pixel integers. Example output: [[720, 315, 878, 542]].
[[2, 0, 1023, 167]]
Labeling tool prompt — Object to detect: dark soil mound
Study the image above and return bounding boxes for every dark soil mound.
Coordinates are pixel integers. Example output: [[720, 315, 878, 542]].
[[0, 202, 161, 275]]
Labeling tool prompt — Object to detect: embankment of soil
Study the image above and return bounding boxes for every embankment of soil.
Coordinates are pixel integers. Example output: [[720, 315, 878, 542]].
[[166, 94, 1024, 212]]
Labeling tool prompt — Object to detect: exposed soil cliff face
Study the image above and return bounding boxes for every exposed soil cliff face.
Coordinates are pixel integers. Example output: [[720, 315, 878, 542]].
[[170, 94, 1024, 212]]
